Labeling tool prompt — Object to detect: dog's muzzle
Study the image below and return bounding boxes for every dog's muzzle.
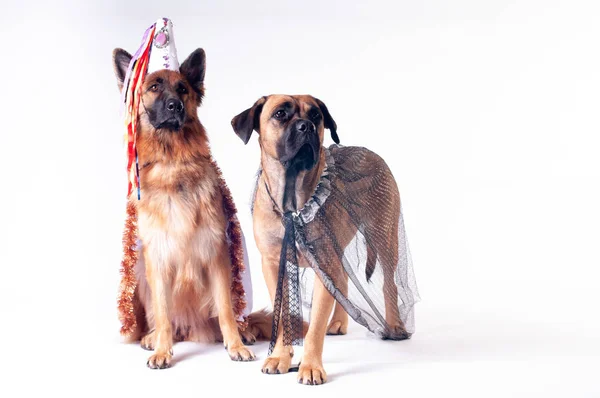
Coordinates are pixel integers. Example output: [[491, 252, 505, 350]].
[[151, 97, 185, 131], [279, 119, 320, 171]]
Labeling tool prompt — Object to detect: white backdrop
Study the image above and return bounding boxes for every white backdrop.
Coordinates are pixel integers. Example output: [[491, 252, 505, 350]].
[[1, 1, 599, 397]]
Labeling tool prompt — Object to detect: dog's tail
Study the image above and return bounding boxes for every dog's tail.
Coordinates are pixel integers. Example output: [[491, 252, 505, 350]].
[[365, 242, 378, 282]]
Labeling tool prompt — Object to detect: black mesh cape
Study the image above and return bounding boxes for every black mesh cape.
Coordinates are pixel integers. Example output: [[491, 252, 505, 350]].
[[255, 145, 419, 354]]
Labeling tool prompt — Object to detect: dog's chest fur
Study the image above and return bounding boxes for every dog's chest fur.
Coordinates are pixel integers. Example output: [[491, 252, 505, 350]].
[[132, 158, 228, 338], [135, 159, 226, 271]]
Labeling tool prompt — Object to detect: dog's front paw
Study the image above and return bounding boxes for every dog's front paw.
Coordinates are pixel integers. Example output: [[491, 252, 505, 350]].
[[261, 354, 292, 374], [297, 361, 327, 385], [227, 343, 256, 362], [147, 351, 172, 369], [326, 319, 348, 335]]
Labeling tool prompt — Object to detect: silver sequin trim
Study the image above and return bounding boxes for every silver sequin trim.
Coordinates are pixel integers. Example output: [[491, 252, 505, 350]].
[[293, 146, 335, 225]]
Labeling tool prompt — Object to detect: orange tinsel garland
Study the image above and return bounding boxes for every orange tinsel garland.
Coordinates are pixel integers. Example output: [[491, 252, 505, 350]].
[[212, 160, 248, 330], [117, 202, 145, 339]]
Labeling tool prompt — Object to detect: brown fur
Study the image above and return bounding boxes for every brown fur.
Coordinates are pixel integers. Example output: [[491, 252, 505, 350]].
[[114, 49, 257, 368], [133, 70, 255, 367], [232, 95, 406, 384]]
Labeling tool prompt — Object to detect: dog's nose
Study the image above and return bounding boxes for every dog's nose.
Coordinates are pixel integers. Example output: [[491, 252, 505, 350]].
[[295, 119, 315, 133], [166, 98, 184, 114]]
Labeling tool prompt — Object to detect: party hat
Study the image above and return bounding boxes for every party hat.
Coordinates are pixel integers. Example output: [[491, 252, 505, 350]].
[[147, 18, 180, 73]]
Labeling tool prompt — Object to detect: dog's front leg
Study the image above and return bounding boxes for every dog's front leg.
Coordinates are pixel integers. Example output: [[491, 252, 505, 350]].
[[298, 276, 335, 385], [211, 245, 256, 361], [261, 253, 294, 374], [144, 250, 173, 369]]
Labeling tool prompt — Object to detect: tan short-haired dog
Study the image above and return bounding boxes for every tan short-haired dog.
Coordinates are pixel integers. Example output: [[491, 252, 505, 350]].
[[232, 95, 410, 385]]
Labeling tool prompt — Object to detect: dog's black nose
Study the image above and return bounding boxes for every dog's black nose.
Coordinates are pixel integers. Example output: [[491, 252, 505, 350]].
[[295, 119, 315, 133], [166, 98, 184, 114]]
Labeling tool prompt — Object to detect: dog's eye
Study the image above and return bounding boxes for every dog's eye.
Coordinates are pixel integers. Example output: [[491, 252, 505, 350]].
[[274, 110, 286, 120], [310, 111, 321, 122], [177, 85, 187, 95], [149, 84, 159, 92]]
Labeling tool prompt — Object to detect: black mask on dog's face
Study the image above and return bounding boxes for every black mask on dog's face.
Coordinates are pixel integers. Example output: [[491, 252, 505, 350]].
[[112, 48, 207, 133], [142, 72, 188, 131], [272, 102, 323, 171], [231, 95, 339, 172]]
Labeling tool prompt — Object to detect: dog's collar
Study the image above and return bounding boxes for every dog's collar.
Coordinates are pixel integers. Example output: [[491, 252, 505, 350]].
[[263, 146, 335, 225], [263, 180, 283, 217]]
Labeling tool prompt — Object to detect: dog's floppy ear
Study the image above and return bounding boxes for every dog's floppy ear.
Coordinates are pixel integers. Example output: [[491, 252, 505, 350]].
[[231, 96, 267, 145], [180, 48, 206, 96], [112, 48, 133, 92], [315, 98, 339, 144]]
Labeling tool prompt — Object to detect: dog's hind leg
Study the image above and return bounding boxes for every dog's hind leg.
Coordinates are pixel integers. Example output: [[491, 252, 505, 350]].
[[326, 272, 348, 335], [242, 309, 273, 345], [140, 329, 156, 350], [327, 238, 376, 336], [379, 227, 407, 338]]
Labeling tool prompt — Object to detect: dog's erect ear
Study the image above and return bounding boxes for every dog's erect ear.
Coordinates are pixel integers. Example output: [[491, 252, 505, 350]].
[[180, 48, 206, 96], [231, 96, 267, 145], [315, 98, 339, 144], [112, 48, 133, 92]]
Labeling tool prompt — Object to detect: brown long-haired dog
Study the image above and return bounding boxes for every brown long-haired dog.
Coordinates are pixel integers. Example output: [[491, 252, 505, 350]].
[[232, 95, 408, 385], [112, 48, 259, 369]]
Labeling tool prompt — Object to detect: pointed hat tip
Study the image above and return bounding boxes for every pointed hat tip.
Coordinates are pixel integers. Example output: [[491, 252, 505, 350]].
[[147, 17, 179, 74]]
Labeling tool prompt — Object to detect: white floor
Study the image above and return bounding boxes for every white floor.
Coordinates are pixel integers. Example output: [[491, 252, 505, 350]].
[[12, 302, 596, 398]]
